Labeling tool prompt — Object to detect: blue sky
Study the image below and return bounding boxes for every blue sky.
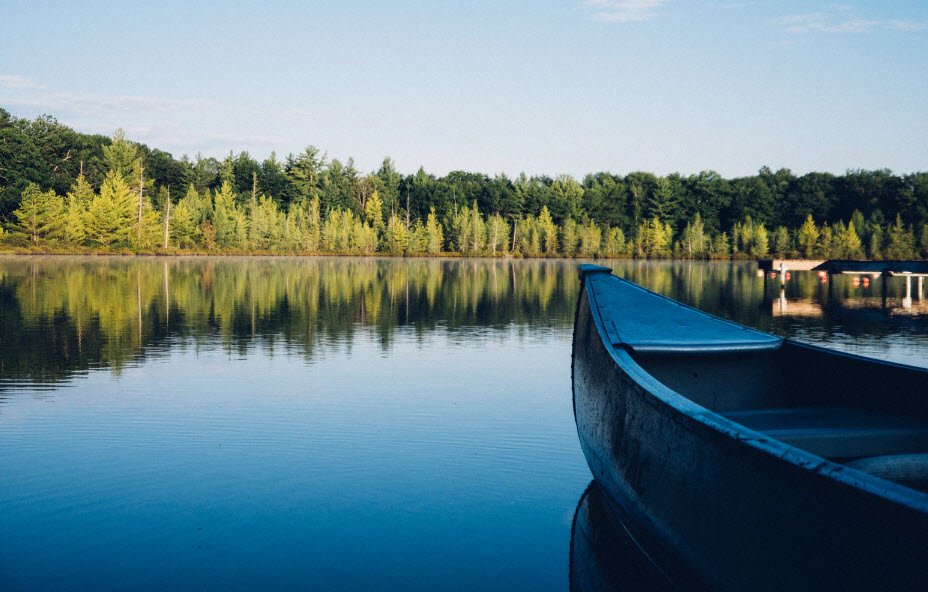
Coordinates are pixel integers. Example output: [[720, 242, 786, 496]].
[[1, 1, 926, 177]]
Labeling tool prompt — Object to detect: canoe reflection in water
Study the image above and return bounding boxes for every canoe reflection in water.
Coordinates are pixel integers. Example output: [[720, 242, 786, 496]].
[[570, 481, 675, 592]]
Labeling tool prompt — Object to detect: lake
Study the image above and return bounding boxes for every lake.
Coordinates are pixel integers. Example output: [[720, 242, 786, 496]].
[[2, 257, 927, 591]]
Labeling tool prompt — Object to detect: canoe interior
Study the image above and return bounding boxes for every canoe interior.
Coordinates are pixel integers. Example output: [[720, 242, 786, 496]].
[[630, 344, 928, 468]]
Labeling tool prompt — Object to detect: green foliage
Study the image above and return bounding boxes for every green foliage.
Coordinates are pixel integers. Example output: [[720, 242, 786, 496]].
[[832, 221, 864, 259], [732, 217, 768, 257], [709, 232, 730, 259], [486, 213, 510, 255], [64, 175, 94, 244], [170, 199, 196, 248], [797, 215, 819, 258], [287, 146, 324, 202], [578, 220, 602, 257], [364, 189, 385, 234], [249, 195, 283, 250], [385, 212, 409, 255], [424, 208, 444, 254], [537, 206, 557, 255], [13, 183, 65, 244], [884, 214, 916, 260], [451, 201, 487, 254], [3, 111, 928, 260], [602, 227, 627, 257], [635, 216, 673, 258], [102, 129, 139, 181], [681, 213, 707, 257], [212, 182, 247, 249], [86, 172, 135, 247], [868, 225, 883, 260], [560, 218, 580, 257], [772, 226, 791, 257], [514, 215, 542, 257], [548, 175, 583, 223], [920, 224, 928, 258]]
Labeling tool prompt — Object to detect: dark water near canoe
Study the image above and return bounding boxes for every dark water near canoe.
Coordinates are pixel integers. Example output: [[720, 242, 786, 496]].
[[2, 257, 927, 591]]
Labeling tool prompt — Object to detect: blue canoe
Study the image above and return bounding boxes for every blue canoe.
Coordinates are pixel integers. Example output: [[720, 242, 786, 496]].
[[572, 265, 928, 590]]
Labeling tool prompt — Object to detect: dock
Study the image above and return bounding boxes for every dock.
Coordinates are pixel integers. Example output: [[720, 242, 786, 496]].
[[758, 259, 927, 307], [758, 259, 826, 273], [759, 259, 928, 276]]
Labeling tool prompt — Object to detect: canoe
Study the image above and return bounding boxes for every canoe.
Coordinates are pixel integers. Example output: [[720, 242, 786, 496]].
[[572, 265, 928, 590]]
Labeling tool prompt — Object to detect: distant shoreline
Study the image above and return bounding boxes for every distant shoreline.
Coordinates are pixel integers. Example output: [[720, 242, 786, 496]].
[[0, 248, 892, 264]]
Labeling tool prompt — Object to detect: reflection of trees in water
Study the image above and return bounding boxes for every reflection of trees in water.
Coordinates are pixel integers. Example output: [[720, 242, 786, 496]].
[[3, 257, 925, 385], [0, 257, 579, 383]]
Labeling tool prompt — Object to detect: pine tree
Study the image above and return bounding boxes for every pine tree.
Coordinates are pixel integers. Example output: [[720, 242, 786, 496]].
[[181, 184, 211, 225], [406, 220, 426, 255], [635, 216, 670, 258], [919, 224, 928, 259], [469, 201, 486, 253], [681, 213, 707, 257], [833, 221, 863, 259], [486, 213, 510, 255], [385, 212, 409, 254], [102, 129, 139, 181], [364, 190, 385, 235], [537, 206, 558, 255], [884, 214, 916, 259], [797, 215, 819, 258], [424, 207, 444, 254], [560, 219, 580, 256], [131, 196, 161, 250], [170, 200, 196, 248], [603, 227, 627, 257], [212, 182, 246, 249], [249, 195, 282, 250], [64, 175, 94, 244], [516, 216, 541, 256], [772, 226, 791, 257], [709, 232, 730, 259], [869, 225, 883, 260], [579, 220, 602, 257], [751, 224, 769, 257], [14, 183, 66, 244], [85, 172, 135, 247]]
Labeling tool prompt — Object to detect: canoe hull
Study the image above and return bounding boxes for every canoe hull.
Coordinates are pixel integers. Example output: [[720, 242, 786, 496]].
[[572, 279, 928, 590]]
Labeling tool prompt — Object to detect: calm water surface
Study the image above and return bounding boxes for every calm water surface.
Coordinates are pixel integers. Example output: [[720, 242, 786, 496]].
[[2, 257, 927, 591]]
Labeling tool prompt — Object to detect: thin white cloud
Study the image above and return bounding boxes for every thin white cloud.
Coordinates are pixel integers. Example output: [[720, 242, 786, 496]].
[[0, 74, 44, 90], [3, 93, 212, 116], [775, 12, 879, 33], [887, 19, 928, 32], [584, 0, 669, 23], [775, 8, 928, 34], [0, 78, 286, 156]]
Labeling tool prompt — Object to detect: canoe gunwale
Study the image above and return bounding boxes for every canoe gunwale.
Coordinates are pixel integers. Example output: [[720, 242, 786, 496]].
[[578, 269, 928, 512]]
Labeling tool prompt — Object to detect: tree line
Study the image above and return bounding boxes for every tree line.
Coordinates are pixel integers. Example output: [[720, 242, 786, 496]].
[[2, 108, 927, 259]]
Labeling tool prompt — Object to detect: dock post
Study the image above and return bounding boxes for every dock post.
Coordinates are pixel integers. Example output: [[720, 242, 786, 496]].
[[779, 263, 786, 288], [881, 271, 889, 308], [919, 276, 924, 300], [904, 274, 913, 309]]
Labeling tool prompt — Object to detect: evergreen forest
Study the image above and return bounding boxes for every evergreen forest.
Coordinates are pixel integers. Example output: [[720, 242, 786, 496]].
[[2, 109, 927, 259]]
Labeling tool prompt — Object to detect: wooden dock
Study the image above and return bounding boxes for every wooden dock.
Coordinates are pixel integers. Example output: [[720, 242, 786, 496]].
[[759, 259, 928, 304], [759, 259, 928, 276], [758, 259, 825, 272]]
